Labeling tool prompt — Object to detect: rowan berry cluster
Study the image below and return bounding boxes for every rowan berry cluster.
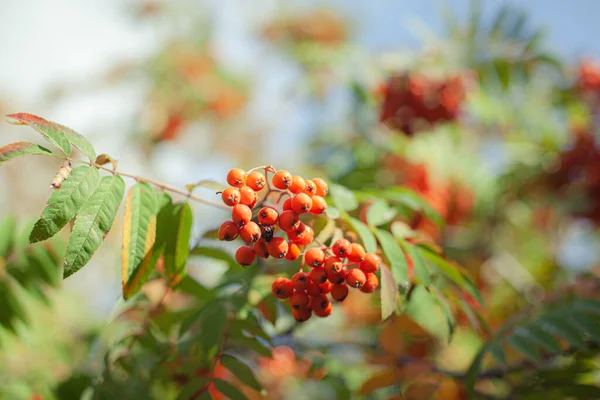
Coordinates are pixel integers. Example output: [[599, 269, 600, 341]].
[[217, 166, 381, 321]]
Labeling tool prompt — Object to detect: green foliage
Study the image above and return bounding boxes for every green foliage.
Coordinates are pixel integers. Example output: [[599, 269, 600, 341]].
[[163, 202, 193, 287], [29, 166, 100, 243], [64, 175, 126, 277], [0, 142, 53, 165], [122, 182, 158, 299]]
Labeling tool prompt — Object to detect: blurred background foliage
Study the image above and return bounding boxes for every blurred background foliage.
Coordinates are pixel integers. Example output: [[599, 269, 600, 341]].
[[1, 0, 600, 399]]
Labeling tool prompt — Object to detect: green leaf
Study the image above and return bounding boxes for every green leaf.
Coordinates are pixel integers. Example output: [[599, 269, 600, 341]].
[[199, 305, 227, 354], [431, 288, 455, 342], [346, 217, 377, 253], [567, 315, 600, 343], [421, 250, 466, 287], [326, 206, 340, 219], [488, 341, 506, 365], [122, 182, 158, 299], [64, 175, 125, 278], [212, 379, 247, 400], [7, 113, 72, 156], [163, 202, 192, 287], [30, 166, 100, 243], [176, 377, 209, 400], [399, 241, 430, 286], [374, 229, 408, 284], [0, 215, 16, 257], [221, 354, 262, 391], [515, 325, 562, 353], [507, 334, 540, 363], [231, 335, 272, 357], [380, 265, 398, 320], [191, 246, 236, 268], [0, 142, 54, 165], [378, 187, 444, 226], [329, 184, 358, 211], [144, 193, 174, 277], [464, 346, 487, 399], [540, 318, 587, 349], [390, 221, 416, 239], [366, 199, 397, 227], [177, 276, 212, 301]]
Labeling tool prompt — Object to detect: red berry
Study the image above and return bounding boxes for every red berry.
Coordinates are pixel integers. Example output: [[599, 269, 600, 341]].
[[235, 246, 256, 266], [332, 239, 352, 258], [240, 221, 261, 244], [311, 295, 332, 317], [292, 271, 310, 291], [294, 225, 314, 246], [267, 237, 289, 258], [239, 186, 258, 208], [258, 207, 279, 225], [323, 256, 343, 274], [232, 204, 252, 226], [319, 280, 333, 294], [282, 198, 292, 211], [290, 291, 310, 310], [309, 196, 327, 215], [291, 193, 313, 215], [289, 176, 306, 194], [272, 170, 292, 190], [305, 248, 325, 268], [278, 210, 300, 232], [312, 178, 328, 196], [271, 277, 294, 299], [218, 220, 239, 241], [285, 243, 301, 261], [346, 269, 366, 288], [227, 168, 247, 187], [347, 243, 366, 263], [331, 284, 349, 301], [303, 179, 317, 197], [309, 267, 328, 284], [221, 188, 240, 206], [327, 270, 347, 285], [246, 171, 266, 191], [360, 253, 381, 273], [361, 273, 379, 293], [306, 280, 323, 297], [253, 241, 269, 258], [292, 307, 312, 322]]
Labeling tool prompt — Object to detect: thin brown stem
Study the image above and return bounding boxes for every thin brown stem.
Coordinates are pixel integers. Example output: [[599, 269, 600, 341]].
[[60, 157, 230, 210]]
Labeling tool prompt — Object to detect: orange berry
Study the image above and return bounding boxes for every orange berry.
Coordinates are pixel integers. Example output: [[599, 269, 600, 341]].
[[361, 273, 379, 293], [258, 207, 279, 225], [291, 193, 313, 214], [292, 307, 312, 322], [290, 291, 310, 310], [271, 277, 294, 299], [347, 243, 366, 263], [309, 195, 327, 215], [221, 188, 240, 206], [235, 246, 256, 266], [240, 221, 261, 244], [227, 168, 247, 187], [246, 171, 266, 191], [323, 256, 343, 274], [360, 253, 381, 273], [282, 197, 292, 211], [272, 170, 292, 189], [332, 238, 352, 258], [303, 179, 317, 196], [218, 220, 239, 241], [312, 178, 328, 196], [346, 269, 366, 289], [287, 223, 308, 242], [289, 176, 306, 194], [285, 242, 301, 261], [239, 186, 258, 208], [294, 225, 314, 246], [320, 280, 333, 294], [331, 284, 349, 301], [232, 204, 252, 226], [306, 280, 324, 297], [278, 210, 300, 232], [309, 267, 328, 284], [253, 241, 269, 258], [292, 271, 310, 291], [311, 295, 332, 317], [267, 236, 289, 258], [327, 270, 347, 285], [305, 248, 325, 268]]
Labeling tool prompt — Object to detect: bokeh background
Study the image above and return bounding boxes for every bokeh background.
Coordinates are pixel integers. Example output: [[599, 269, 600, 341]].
[[2, 0, 600, 399]]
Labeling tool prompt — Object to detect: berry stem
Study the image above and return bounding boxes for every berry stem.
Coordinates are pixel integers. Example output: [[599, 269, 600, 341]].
[[49, 155, 231, 210]]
